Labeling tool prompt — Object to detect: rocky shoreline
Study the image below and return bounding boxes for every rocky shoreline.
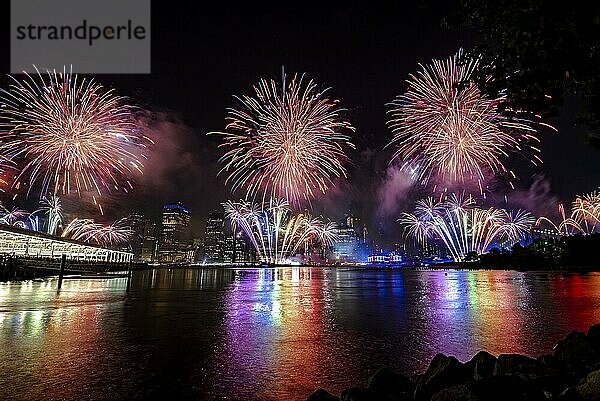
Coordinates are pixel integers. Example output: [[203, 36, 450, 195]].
[[307, 323, 600, 401]]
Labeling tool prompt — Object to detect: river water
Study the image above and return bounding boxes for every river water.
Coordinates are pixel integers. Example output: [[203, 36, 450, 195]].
[[1, 267, 599, 400]]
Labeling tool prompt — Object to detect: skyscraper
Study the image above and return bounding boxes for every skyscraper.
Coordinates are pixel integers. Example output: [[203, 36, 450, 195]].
[[128, 214, 159, 263], [332, 224, 359, 262], [141, 219, 158, 263], [223, 231, 254, 264], [204, 211, 225, 263], [157, 203, 192, 264], [128, 214, 145, 261]]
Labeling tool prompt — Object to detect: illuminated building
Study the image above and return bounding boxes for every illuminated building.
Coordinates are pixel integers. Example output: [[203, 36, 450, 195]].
[[204, 211, 225, 263], [129, 214, 158, 263], [332, 224, 359, 262], [129, 214, 145, 260], [367, 253, 403, 264], [531, 227, 562, 240], [141, 219, 158, 263], [0, 224, 132, 262], [223, 231, 254, 264], [157, 203, 192, 264], [345, 212, 368, 243]]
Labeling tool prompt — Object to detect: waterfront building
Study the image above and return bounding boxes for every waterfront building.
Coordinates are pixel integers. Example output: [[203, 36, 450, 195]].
[[332, 223, 360, 262], [0, 224, 133, 263], [129, 214, 145, 261], [204, 211, 225, 263], [129, 214, 158, 263], [223, 231, 254, 264], [531, 227, 562, 240], [157, 203, 192, 264], [141, 219, 158, 263], [367, 253, 403, 264]]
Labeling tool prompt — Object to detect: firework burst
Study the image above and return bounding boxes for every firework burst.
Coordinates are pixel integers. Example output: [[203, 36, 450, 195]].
[[387, 50, 553, 191], [33, 195, 63, 235], [212, 73, 354, 207], [61, 217, 133, 246], [399, 193, 534, 261], [536, 189, 600, 235], [0, 67, 151, 202], [0, 203, 29, 226], [223, 198, 337, 264]]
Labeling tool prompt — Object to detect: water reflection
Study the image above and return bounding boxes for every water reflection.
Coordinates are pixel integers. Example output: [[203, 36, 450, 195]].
[[1, 268, 600, 400]]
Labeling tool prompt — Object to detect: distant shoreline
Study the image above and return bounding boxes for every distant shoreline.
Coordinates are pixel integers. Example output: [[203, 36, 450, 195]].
[[3, 263, 599, 283], [146, 263, 600, 272]]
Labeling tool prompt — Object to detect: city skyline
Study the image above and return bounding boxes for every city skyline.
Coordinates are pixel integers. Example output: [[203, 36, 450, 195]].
[[0, 2, 597, 245], [1, 3, 600, 401]]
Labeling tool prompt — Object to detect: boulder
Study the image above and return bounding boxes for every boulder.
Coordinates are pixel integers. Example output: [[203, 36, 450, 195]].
[[555, 386, 583, 401], [587, 324, 600, 355], [465, 351, 497, 380], [553, 331, 595, 364], [431, 385, 472, 401], [587, 324, 600, 343], [474, 375, 544, 401], [340, 387, 371, 401], [494, 354, 542, 377], [527, 373, 579, 398], [340, 387, 396, 401], [537, 353, 555, 365], [307, 388, 340, 401], [414, 354, 470, 401], [431, 375, 546, 401], [575, 369, 600, 401], [367, 367, 414, 400]]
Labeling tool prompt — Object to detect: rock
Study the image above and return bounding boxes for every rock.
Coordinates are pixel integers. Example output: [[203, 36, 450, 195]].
[[554, 331, 595, 364], [340, 387, 396, 401], [431, 385, 471, 401], [555, 386, 583, 401], [307, 388, 340, 401], [474, 375, 544, 401], [414, 354, 469, 401], [588, 324, 600, 355], [588, 324, 600, 343], [494, 354, 542, 377], [575, 369, 600, 401], [367, 367, 414, 400], [527, 373, 579, 398], [537, 353, 555, 365], [431, 375, 546, 401], [340, 387, 370, 401], [465, 351, 497, 380]]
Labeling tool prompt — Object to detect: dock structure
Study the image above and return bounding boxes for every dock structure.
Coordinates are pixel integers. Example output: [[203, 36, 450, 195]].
[[0, 224, 133, 263]]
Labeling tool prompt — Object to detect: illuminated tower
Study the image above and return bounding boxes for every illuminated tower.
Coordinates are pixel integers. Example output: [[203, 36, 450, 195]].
[[204, 211, 225, 263], [157, 203, 192, 264]]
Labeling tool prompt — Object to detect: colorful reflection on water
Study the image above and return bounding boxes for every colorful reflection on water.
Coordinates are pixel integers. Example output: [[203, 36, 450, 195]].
[[1, 268, 600, 400]]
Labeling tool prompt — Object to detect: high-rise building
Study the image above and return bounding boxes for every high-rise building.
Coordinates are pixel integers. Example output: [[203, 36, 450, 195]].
[[345, 212, 368, 243], [223, 231, 254, 264], [141, 219, 158, 263], [129, 214, 157, 263], [204, 211, 225, 263], [129, 214, 145, 261], [157, 203, 192, 264], [332, 223, 360, 262]]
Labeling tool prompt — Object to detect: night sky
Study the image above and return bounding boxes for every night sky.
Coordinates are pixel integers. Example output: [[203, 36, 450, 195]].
[[0, 2, 598, 239]]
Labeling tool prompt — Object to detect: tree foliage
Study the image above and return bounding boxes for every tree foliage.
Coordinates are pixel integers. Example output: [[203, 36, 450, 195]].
[[448, 0, 600, 147]]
